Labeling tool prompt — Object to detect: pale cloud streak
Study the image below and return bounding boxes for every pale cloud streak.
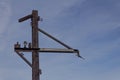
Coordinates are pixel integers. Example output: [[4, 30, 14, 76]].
[[0, 0, 120, 80], [0, 1, 11, 34]]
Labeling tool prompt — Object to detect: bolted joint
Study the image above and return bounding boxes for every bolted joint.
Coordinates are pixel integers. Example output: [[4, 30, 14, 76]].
[[39, 69, 42, 75], [31, 16, 40, 21], [39, 17, 43, 21]]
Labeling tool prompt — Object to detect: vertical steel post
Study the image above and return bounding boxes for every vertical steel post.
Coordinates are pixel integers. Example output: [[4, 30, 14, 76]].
[[15, 9, 81, 80], [31, 10, 40, 80]]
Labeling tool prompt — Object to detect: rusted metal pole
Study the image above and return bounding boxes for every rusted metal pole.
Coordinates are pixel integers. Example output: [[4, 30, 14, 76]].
[[15, 10, 82, 80], [31, 10, 40, 80]]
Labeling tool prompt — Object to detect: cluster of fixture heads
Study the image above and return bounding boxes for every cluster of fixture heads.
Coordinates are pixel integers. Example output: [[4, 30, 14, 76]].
[[14, 41, 32, 48]]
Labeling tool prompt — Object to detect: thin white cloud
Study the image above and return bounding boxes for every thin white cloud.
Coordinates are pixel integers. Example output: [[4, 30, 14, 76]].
[[0, 1, 11, 34], [0, 1, 12, 80], [0, 68, 31, 80], [0, 0, 120, 80], [51, 0, 120, 57], [39, 0, 86, 19], [0, 1, 12, 53]]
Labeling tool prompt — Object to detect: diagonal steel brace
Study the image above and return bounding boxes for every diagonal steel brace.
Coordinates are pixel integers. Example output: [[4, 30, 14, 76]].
[[15, 51, 42, 74]]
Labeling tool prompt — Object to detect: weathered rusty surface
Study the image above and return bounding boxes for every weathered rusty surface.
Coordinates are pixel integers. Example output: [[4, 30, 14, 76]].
[[15, 10, 82, 80], [17, 10, 41, 80], [31, 10, 40, 80]]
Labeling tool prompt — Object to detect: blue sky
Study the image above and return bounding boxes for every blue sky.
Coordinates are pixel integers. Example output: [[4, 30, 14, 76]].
[[0, 0, 120, 80]]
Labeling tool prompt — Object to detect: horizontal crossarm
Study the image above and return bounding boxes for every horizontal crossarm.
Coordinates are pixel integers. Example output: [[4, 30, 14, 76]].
[[14, 48, 84, 58], [18, 14, 32, 22], [15, 48, 77, 53]]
